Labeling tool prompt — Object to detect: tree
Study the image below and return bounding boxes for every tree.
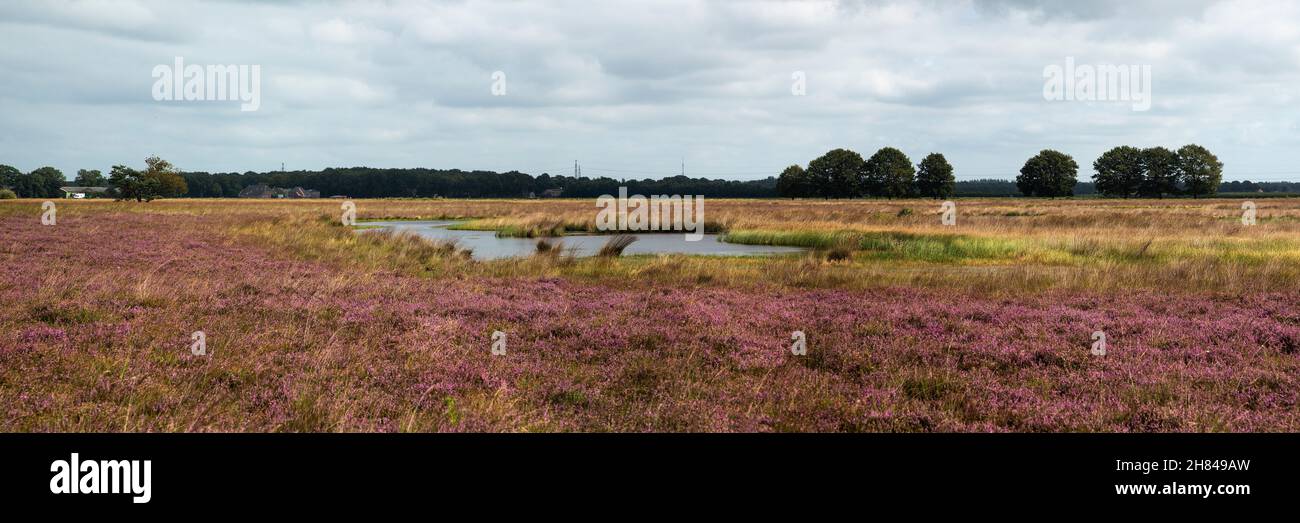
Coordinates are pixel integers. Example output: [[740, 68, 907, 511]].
[[863, 147, 915, 198], [1092, 146, 1144, 198], [142, 156, 187, 197], [775, 164, 814, 198], [1138, 146, 1179, 198], [2, 165, 39, 197], [75, 169, 106, 187], [1176, 144, 1222, 198], [0, 164, 21, 194], [109, 165, 160, 202], [1017, 149, 1078, 197], [28, 166, 66, 198], [915, 153, 955, 199], [806, 148, 865, 198]]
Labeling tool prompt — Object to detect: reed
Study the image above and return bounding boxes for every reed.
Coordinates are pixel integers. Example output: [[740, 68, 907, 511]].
[[597, 234, 637, 257]]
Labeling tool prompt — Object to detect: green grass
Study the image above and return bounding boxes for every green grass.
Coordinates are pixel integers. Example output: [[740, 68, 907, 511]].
[[722, 229, 1029, 262], [448, 219, 585, 238], [720, 230, 855, 249]]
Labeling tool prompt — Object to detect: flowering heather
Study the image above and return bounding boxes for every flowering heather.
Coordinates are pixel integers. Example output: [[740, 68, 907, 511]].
[[1, 201, 1298, 432]]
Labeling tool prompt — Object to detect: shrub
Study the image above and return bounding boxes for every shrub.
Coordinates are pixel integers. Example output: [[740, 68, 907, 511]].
[[826, 247, 852, 262], [535, 238, 567, 258]]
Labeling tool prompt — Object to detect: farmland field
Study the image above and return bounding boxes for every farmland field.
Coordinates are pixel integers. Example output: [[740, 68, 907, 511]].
[[2, 197, 1299, 432]]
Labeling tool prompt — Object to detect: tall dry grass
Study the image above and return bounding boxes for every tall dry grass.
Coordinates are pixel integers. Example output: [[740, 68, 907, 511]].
[[5, 197, 1299, 294]]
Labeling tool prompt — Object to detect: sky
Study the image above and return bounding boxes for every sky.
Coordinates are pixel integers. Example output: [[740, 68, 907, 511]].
[[1, 0, 1298, 182]]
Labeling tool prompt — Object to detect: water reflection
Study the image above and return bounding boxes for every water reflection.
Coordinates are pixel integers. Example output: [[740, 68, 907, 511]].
[[359, 220, 807, 261]]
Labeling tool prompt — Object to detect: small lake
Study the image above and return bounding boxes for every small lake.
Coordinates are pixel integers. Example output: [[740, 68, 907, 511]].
[[359, 220, 807, 261]]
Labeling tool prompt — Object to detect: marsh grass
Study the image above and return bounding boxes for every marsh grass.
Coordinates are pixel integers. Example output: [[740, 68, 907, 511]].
[[597, 235, 637, 257], [15, 197, 1300, 294], [533, 238, 577, 262], [535, 238, 560, 255], [223, 205, 1300, 295], [451, 215, 586, 237]]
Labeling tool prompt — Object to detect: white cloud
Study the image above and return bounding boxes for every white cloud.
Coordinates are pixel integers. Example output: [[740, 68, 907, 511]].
[[271, 74, 389, 106], [310, 18, 358, 44]]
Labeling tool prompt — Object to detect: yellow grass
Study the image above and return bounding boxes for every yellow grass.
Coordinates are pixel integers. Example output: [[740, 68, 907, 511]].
[[4, 197, 1299, 294]]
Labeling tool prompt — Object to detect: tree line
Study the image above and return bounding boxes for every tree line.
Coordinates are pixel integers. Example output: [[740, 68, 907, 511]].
[[1089, 145, 1223, 198], [177, 168, 780, 198], [775, 148, 957, 199], [1013, 145, 1223, 198], [2, 144, 1285, 201], [0, 158, 187, 201], [0, 165, 67, 199], [1012, 145, 1224, 198], [774, 144, 1226, 199]]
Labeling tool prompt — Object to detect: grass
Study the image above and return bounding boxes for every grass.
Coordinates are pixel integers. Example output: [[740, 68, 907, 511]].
[[723, 229, 1029, 262], [597, 235, 637, 257], [227, 196, 1300, 294]]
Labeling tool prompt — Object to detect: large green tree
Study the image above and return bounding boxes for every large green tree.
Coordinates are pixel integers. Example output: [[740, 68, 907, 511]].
[[1092, 146, 1144, 198], [775, 164, 814, 198], [28, 166, 66, 198], [75, 169, 107, 187], [1017, 150, 1078, 197], [915, 153, 955, 199], [0, 164, 21, 193], [806, 148, 865, 198], [863, 147, 915, 198], [1138, 146, 1180, 198], [109, 165, 160, 202], [107, 156, 187, 201], [1176, 144, 1223, 198], [142, 156, 188, 197]]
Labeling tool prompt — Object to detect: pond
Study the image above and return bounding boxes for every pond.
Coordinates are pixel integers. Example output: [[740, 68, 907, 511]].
[[359, 220, 808, 261]]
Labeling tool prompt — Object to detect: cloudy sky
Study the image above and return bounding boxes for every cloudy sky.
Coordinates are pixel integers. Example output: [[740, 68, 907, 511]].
[[1, 0, 1297, 181]]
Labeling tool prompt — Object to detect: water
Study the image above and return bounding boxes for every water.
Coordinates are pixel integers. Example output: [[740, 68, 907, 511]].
[[359, 220, 807, 260]]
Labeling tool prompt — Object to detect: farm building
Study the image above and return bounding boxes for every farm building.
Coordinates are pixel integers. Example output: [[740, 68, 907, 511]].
[[237, 184, 321, 198], [59, 186, 109, 199]]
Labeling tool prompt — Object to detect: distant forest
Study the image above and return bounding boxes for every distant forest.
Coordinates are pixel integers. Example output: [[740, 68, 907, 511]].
[[179, 168, 777, 198], [175, 167, 1300, 199]]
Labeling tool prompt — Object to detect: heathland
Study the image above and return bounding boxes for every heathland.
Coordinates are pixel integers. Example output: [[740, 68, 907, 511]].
[[2, 197, 1298, 431]]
